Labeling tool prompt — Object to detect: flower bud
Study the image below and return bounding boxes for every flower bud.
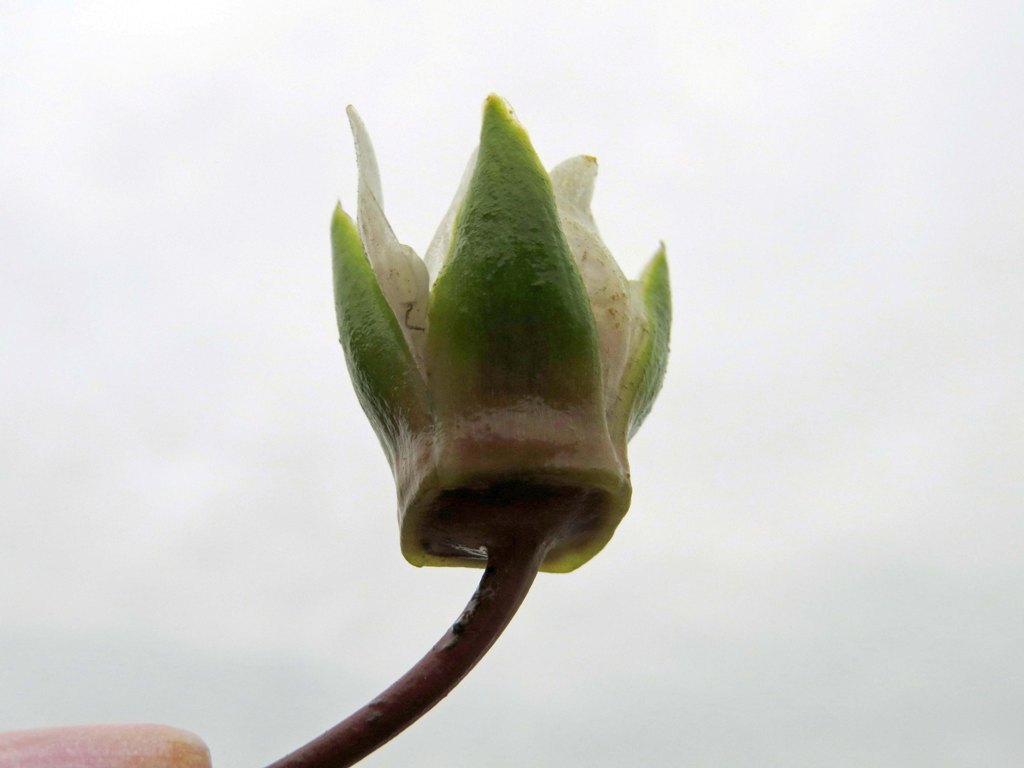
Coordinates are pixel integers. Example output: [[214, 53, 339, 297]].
[[332, 96, 670, 572]]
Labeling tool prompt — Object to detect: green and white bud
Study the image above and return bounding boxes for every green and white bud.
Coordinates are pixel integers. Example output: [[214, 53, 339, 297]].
[[332, 95, 671, 572]]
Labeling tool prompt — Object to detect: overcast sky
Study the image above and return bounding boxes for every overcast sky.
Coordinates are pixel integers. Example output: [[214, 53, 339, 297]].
[[2, 1, 1022, 766]]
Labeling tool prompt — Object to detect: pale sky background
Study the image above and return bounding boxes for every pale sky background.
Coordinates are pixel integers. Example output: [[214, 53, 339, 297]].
[[2, 1, 1022, 766]]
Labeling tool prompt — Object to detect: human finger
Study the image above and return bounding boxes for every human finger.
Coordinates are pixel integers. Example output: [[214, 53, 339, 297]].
[[0, 724, 210, 768]]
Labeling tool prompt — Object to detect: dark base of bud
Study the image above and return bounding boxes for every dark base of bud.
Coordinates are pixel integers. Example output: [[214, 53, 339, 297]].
[[402, 474, 630, 573]]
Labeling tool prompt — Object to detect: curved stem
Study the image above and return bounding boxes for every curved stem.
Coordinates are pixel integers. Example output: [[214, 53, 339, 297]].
[[266, 534, 549, 768]]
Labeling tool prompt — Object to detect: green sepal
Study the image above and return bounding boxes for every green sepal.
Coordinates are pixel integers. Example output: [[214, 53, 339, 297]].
[[331, 203, 430, 464], [426, 95, 602, 412], [614, 245, 672, 441]]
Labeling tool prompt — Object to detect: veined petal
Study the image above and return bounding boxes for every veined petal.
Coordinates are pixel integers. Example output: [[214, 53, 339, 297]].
[[331, 203, 431, 465], [550, 156, 633, 418], [424, 148, 477, 285], [346, 106, 429, 367], [610, 245, 672, 442]]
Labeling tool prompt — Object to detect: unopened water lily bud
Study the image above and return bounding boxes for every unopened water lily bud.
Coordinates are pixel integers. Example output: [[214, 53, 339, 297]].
[[332, 95, 670, 572]]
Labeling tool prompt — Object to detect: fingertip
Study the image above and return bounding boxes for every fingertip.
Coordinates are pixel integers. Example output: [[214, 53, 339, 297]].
[[0, 724, 211, 768]]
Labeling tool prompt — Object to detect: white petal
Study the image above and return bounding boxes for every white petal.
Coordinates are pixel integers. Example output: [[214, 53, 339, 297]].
[[424, 148, 478, 285], [347, 106, 385, 205], [550, 154, 598, 226], [346, 106, 429, 366], [550, 155, 633, 415]]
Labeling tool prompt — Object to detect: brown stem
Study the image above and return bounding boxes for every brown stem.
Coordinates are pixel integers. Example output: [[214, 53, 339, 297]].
[[265, 534, 549, 768]]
